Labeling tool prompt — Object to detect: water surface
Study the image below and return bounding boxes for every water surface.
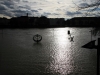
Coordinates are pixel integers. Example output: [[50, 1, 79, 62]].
[[0, 28, 97, 75]]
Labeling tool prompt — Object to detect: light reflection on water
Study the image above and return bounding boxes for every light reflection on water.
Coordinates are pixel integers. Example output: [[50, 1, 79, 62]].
[[49, 28, 74, 75], [0, 28, 97, 75]]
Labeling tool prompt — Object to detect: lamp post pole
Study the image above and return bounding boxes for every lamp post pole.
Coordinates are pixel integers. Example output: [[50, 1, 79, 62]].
[[91, 30, 92, 41], [90, 30, 92, 41]]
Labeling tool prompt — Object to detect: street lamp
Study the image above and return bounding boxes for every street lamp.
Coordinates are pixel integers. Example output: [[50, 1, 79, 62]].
[[89, 30, 92, 41]]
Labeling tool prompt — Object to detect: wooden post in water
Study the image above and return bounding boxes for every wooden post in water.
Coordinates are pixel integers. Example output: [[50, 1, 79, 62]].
[[89, 30, 92, 41], [90, 30, 92, 41]]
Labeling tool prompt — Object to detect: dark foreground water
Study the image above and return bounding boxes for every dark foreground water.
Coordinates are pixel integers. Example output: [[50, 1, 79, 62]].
[[0, 28, 97, 75]]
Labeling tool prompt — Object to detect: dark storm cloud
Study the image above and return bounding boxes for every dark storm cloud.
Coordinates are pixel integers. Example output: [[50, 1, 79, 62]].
[[12, 8, 34, 17], [0, 0, 18, 17], [0, 0, 20, 9], [53, 13, 59, 15], [43, 12, 60, 15], [79, 3, 88, 7], [0, 0, 37, 17], [0, 0, 83, 18], [0, 4, 8, 10], [38, 8, 42, 10], [0, 10, 14, 17], [23, 0, 28, 3], [2, 0, 14, 6], [12, 9, 26, 14], [18, 5, 31, 10], [66, 11, 82, 16], [32, 10, 38, 12], [0, 1, 15, 17], [95, 8, 100, 11], [14, 11, 32, 17], [42, 12, 52, 17], [42, 12, 60, 17]]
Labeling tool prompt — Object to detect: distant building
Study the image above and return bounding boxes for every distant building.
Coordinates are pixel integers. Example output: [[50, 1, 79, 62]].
[[33, 17, 39, 26], [17, 16, 29, 27], [65, 17, 100, 27], [34, 16, 50, 28], [56, 18, 65, 27], [49, 18, 65, 27], [0, 17, 10, 28], [10, 16, 29, 28], [28, 17, 35, 26], [49, 18, 58, 26], [1, 16, 100, 28]]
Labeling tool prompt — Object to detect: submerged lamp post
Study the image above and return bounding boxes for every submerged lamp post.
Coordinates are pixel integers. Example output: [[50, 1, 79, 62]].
[[33, 34, 42, 43], [90, 30, 92, 41]]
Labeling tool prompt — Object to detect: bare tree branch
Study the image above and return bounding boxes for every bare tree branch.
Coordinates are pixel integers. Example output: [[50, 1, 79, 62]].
[[73, 0, 100, 10], [73, 0, 100, 36]]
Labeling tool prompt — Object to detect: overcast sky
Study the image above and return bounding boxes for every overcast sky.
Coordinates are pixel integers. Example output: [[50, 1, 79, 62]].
[[0, 0, 99, 19]]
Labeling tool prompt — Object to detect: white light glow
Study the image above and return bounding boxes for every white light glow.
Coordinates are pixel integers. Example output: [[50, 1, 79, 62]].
[[49, 28, 74, 74]]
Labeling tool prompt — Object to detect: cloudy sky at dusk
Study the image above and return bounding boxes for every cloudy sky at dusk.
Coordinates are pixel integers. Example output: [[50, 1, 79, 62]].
[[0, 0, 99, 19]]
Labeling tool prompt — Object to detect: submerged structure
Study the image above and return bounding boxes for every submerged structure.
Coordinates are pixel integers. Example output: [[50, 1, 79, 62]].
[[33, 34, 42, 43]]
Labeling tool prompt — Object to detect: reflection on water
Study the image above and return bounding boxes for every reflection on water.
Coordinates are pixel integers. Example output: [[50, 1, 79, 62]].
[[0, 28, 97, 75], [49, 28, 73, 74]]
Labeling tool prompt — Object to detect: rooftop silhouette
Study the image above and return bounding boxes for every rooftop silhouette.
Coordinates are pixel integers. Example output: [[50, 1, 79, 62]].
[[0, 14, 99, 28]]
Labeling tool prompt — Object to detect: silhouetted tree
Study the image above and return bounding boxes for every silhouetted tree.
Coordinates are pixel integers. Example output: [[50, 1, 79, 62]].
[[92, 28, 100, 36], [73, 0, 100, 48], [74, 0, 100, 16], [73, 0, 100, 35]]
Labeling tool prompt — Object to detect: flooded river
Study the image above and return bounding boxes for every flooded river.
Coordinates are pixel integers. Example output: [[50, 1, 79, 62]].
[[0, 27, 97, 75]]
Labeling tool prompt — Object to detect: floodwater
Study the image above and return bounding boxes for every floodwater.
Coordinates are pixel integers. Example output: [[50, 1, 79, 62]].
[[0, 27, 97, 75]]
